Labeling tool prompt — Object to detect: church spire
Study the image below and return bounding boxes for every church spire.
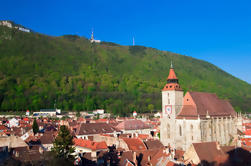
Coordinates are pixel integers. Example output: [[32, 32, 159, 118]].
[[162, 62, 182, 91], [167, 62, 178, 81]]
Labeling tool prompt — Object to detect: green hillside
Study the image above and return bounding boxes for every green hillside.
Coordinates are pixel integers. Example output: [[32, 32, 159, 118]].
[[0, 24, 250, 115]]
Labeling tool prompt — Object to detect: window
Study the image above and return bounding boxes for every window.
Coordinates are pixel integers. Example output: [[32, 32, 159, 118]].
[[191, 125, 193, 140], [168, 99, 170, 104], [179, 125, 182, 136], [167, 124, 170, 138]]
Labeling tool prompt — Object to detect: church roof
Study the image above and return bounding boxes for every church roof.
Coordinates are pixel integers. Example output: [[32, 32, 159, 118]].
[[167, 68, 177, 80], [177, 92, 236, 119], [162, 65, 182, 91]]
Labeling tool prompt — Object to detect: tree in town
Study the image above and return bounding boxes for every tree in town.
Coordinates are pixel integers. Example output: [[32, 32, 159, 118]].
[[32, 118, 39, 135], [52, 125, 75, 160]]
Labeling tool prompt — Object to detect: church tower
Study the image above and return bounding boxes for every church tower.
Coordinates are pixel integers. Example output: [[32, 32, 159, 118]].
[[160, 62, 183, 147]]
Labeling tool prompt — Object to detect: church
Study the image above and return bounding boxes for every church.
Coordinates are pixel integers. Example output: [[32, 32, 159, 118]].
[[160, 64, 242, 150]]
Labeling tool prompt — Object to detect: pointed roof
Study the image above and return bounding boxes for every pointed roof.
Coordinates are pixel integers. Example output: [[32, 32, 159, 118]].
[[162, 62, 182, 91], [167, 68, 178, 80], [177, 92, 237, 119]]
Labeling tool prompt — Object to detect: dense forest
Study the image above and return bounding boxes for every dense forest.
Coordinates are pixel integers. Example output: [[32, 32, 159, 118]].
[[0, 24, 250, 116]]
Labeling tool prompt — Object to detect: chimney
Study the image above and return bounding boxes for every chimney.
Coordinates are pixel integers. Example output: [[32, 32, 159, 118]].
[[15, 151, 19, 158], [39, 147, 44, 154], [148, 155, 151, 162], [91, 151, 97, 161], [133, 151, 137, 164], [216, 142, 221, 150]]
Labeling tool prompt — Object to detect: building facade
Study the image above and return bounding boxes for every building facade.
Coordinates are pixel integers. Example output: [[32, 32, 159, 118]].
[[160, 64, 242, 150]]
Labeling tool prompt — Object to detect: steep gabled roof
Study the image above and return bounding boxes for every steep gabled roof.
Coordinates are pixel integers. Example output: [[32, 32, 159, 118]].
[[144, 139, 164, 150], [177, 92, 236, 119], [192, 142, 227, 164], [122, 138, 147, 151]]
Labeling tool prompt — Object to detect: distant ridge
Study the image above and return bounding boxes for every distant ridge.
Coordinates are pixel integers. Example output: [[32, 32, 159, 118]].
[[0, 21, 250, 114]]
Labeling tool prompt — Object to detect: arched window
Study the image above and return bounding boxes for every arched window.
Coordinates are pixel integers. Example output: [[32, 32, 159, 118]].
[[167, 124, 170, 138], [191, 124, 193, 140], [179, 125, 182, 136]]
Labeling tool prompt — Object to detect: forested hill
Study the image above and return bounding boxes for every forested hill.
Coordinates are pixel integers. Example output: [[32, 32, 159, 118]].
[[0, 24, 250, 115]]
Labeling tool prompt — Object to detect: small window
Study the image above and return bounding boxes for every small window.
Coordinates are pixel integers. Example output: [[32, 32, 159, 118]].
[[187, 99, 189, 101], [179, 125, 182, 136]]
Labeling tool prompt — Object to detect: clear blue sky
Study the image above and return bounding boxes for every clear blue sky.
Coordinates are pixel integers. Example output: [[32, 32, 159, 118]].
[[1, 0, 251, 83]]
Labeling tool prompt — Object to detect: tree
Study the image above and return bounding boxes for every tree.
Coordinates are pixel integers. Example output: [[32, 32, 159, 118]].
[[32, 118, 39, 135], [148, 104, 154, 113], [52, 125, 75, 160], [76, 110, 80, 118]]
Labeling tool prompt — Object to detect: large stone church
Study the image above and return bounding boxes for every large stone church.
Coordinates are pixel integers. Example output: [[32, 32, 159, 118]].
[[160, 64, 242, 150]]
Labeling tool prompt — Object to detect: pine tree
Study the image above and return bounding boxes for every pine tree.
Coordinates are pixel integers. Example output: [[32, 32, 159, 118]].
[[52, 125, 75, 159], [32, 118, 39, 135]]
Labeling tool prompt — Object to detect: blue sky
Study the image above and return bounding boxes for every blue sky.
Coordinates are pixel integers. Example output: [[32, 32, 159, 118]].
[[1, 0, 251, 83]]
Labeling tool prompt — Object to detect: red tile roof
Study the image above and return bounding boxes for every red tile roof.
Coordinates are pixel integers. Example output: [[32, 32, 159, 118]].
[[192, 142, 228, 164], [0, 125, 8, 130], [73, 138, 108, 151], [122, 138, 147, 151], [166, 161, 176, 166], [167, 68, 177, 80], [144, 139, 164, 150]]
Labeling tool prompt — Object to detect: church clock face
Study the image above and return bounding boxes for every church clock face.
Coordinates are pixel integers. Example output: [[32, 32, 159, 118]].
[[165, 105, 172, 115]]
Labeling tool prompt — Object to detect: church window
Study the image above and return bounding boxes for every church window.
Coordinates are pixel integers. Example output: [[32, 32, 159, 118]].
[[167, 124, 170, 138], [191, 125, 193, 140], [179, 125, 182, 136]]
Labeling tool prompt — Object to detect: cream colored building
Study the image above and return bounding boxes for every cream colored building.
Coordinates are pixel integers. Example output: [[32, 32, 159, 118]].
[[160, 65, 242, 150]]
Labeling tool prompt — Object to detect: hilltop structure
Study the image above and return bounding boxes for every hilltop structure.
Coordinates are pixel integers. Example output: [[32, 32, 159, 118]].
[[0, 20, 30, 33], [90, 29, 101, 43], [160, 63, 242, 150]]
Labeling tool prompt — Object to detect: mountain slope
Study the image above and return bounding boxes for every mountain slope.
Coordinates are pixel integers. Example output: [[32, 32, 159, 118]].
[[0, 24, 250, 115]]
